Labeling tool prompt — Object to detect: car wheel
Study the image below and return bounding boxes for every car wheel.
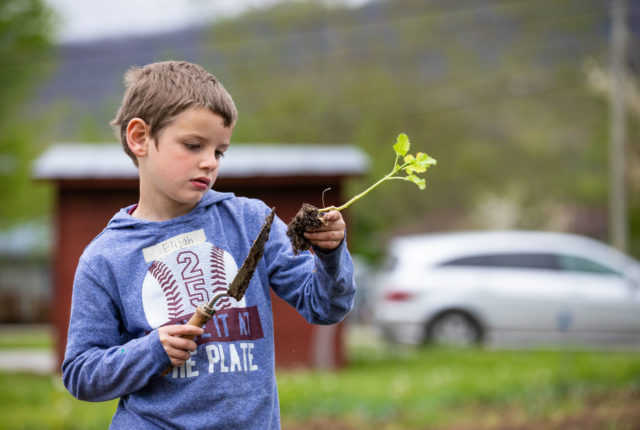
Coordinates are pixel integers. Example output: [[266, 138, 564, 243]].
[[426, 311, 482, 347]]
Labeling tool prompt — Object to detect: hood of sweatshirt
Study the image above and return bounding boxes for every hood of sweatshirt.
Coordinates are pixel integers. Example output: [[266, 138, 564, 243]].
[[103, 190, 235, 233]]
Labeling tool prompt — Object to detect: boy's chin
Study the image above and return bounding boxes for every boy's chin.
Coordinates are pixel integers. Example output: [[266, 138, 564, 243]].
[[175, 192, 206, 208], [186, 193, 207, 204]]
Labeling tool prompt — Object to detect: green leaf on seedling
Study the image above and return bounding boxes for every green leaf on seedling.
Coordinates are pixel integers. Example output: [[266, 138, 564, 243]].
[[393, 133, 410, 156], [404, 154, 416, 174], [417, 152, 437, 167], [404, 152, 437, 175], [318, 132, 436, 213], [406, 174, 426, 190], [409, 152, 436, 174]]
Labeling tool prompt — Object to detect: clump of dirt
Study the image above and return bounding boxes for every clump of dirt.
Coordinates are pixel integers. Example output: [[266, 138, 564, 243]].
[[287, 203, 325, 255]]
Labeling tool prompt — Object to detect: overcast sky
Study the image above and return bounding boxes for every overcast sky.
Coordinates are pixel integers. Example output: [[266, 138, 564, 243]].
[[44, 0, 370, 43], [44, 0, 289, 42]]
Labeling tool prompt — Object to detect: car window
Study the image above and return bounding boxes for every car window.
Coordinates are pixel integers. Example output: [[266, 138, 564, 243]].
[[440, 253, 559, 270], [556, 254, 623, 277]]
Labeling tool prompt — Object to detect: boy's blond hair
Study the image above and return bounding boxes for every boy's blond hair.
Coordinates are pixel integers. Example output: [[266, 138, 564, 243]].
[[110, 61, 238, 165]]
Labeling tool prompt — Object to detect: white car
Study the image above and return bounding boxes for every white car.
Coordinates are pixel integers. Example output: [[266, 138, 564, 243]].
[[373, 231, 640, 348]]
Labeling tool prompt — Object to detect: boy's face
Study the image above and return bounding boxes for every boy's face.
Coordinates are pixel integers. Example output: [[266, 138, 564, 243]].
[[136, 107, 233, 220]]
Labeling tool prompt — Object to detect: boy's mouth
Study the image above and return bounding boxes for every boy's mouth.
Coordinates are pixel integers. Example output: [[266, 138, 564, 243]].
[[191, 177, 211, 190]]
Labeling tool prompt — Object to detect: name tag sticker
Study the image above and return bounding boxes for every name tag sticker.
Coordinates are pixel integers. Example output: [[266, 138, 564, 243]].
[[142, 229, 206, 262]]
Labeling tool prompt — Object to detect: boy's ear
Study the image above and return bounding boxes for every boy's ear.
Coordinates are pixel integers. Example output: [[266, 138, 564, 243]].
[[126, 118, 151, 158]]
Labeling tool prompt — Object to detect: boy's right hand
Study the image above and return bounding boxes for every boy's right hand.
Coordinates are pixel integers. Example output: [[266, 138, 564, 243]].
[[157, 324, 204, 367]]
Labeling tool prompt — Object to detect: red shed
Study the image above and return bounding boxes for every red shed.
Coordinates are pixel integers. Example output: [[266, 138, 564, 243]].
[[33, 142, 368, 371]]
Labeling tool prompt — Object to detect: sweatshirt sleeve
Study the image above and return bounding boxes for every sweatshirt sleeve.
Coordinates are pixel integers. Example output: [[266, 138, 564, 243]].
[[62, 256, 170, 402], [266, 213, 356, 325]]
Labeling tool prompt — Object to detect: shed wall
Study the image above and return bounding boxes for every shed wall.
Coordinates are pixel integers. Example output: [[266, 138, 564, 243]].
[[51, 177, 350, 370]]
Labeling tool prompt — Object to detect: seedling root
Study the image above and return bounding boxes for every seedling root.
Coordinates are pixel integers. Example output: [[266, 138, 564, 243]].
[[286, 203, 324, 255]]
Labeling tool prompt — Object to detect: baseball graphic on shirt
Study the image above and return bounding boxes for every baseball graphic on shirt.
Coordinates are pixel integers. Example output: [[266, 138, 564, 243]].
[[141, 242, 242, 328]]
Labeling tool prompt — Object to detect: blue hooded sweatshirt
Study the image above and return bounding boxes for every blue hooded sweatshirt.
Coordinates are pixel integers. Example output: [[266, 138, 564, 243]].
[[62, 191, 356, 429]]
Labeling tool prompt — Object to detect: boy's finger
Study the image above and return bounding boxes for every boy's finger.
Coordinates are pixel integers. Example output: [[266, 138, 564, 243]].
[[322, 210, 344, 224], [165, 324, 205, 336], [165, 346, 192, 360], [321, 210, 339, 221], [165, 336, 198, 352], [308, 239, 341, 251], [179, 339, 199, 353], [307, 221, 345, 233], [164, 347, 192, 366], [304, 230, 344, 241]]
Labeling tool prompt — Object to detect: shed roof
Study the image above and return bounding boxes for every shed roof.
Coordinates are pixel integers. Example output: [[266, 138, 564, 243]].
[[33, 143, 369, 180]]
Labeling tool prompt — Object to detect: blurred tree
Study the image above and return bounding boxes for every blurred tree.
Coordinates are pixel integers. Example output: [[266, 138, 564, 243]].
[[25, 0, 638, 259], [0, 0, 55, 227], [201, 0, 639, 260]]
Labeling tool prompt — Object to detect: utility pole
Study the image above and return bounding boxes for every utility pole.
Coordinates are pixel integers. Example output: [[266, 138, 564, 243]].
[[609, 0, 628, 251]]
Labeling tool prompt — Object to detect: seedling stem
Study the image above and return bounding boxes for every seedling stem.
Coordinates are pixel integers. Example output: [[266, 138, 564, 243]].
[[318, 133, 436, 213]]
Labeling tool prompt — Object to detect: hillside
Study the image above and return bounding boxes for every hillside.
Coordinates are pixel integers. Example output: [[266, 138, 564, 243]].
[[29, 0, 640, 258]]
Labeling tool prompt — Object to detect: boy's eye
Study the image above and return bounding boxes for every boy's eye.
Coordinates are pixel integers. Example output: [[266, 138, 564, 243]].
[[184, 143, 200, 151], [215, 150, 225, 160]]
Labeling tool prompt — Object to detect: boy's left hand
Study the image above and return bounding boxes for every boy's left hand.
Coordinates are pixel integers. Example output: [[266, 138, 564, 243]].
[[303, 210, 345, 251]]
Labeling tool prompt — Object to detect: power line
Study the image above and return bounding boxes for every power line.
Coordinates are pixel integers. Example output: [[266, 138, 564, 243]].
[[2, 0, 628, 70], [204, 0, 605, 50], [31, 3, 615, 98], [34, 24, 607, 95], [184, 0, 632, 72], [22, 0, 636, 133]]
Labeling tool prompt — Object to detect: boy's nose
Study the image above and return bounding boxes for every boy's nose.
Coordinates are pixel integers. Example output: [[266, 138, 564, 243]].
[[199, 150, 218, 170]]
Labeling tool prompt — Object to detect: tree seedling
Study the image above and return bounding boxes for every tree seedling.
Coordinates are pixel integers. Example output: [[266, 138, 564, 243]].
[[286, 133, 437, 254]]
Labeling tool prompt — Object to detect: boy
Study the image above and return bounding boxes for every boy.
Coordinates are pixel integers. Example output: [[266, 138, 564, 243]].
[[62, 61, 356, 429]]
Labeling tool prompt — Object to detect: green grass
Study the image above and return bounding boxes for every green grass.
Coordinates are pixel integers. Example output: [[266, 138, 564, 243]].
[[0, 326, 54, 350], [0, 373, 118, 430], [278, 344, 640, 428], [0, 327, 638, 429]]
